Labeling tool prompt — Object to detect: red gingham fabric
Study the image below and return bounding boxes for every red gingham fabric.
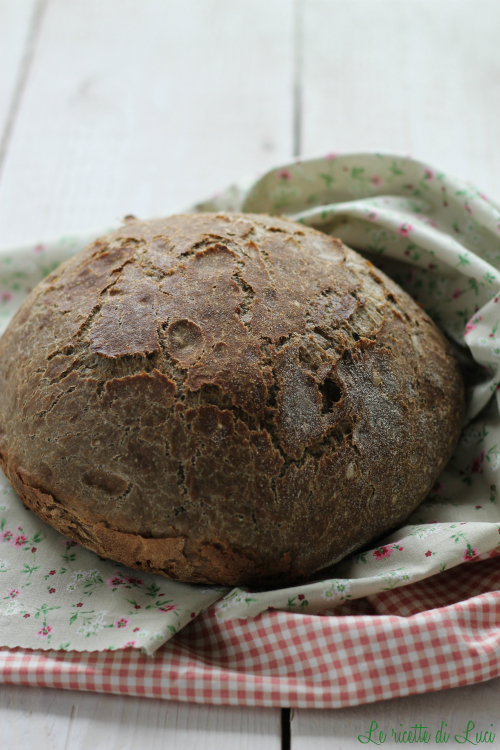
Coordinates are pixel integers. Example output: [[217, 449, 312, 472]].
[[0, 556, 499, 708]]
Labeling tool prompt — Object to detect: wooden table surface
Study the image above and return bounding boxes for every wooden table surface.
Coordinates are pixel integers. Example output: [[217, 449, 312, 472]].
[[1, 1, 500, 747]]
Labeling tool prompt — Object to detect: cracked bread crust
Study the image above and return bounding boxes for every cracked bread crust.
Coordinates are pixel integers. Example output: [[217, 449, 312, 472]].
[[0, 213, 465, 585]]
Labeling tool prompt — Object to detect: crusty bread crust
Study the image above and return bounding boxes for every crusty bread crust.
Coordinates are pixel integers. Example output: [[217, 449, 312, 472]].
[[0, 213, 465, 585]]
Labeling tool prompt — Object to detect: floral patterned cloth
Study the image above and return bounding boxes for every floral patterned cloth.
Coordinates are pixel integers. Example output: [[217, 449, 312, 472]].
[[1, 153, 500, 652], [0, 470, 227, 654]]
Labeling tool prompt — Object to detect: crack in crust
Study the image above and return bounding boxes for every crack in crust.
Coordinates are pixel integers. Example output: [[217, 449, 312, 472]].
[[0, 213, 465, 585]]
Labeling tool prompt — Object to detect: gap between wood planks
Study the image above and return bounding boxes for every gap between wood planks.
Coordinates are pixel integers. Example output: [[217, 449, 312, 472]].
[[282, 707, 292, 750], [63, 703, 78, 750], [0, 0, 47, 179]]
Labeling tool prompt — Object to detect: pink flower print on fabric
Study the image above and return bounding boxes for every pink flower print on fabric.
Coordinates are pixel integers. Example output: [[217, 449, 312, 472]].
[[367, 211, 378, 222], [373, 546, 392, 561], [471, 450, 486, 474], [373, 542, 404, 560], [463, 547, 479, 562], [36, 626, 52, 637], [464, 315, 482, 336], [0, 292, 12, 304], [278, 169, 292, 181], [424, 169, 434, 180], [115, 618, 128, 628], [325, 153, 339, 160], [398, 223, 413, 237], [106, 574, 126, 589], [370, 175, 382, 186], [431, 480, 445, 494], [451, 289, 463, 301]]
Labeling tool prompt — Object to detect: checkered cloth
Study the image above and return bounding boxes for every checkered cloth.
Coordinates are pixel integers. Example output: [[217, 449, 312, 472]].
[[0, 556, 499, 708]]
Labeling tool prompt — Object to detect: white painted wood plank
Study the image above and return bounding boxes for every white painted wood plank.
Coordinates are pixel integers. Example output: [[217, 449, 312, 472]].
[[0, 0, 38, 137], [0, 1, 290, 740], [0, 0, 294, 247], [0, 684, 281, 749], [301, 0, 500, 204], [291, 677, 500, 749]]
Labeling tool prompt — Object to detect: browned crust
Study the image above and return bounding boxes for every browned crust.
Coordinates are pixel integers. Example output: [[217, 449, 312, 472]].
[[1, 454, 273, 584], [0, 213, 465, 585]]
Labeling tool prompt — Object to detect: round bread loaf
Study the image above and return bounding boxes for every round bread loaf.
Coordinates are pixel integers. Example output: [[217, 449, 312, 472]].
[[0, 213, 464, 585]]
